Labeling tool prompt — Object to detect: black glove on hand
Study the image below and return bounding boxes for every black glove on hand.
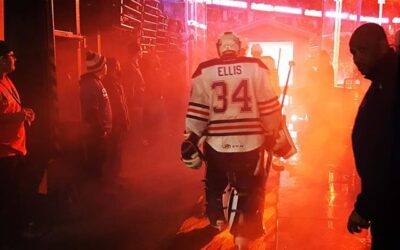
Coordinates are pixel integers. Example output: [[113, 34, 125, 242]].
[[181, 140, 202, 169]]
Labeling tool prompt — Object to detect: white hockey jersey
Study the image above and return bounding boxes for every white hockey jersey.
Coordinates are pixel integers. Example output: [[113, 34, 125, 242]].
[[186, 56, 281, 153]]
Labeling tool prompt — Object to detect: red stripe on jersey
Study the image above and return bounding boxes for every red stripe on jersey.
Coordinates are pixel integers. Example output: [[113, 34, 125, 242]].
[[259, 102, 280, 112], [209, 118, 260, 124], [187, 108, 209, 116], [208, 124, 261, 131], [260, 107, 281, 116], [189, 102, 209, 109], [257, 96, 279, 105], [205, 131, 264, 136]]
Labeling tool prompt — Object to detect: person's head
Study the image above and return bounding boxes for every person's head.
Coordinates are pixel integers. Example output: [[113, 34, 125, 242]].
[[251, 44, 263, 58], [0, 41, 16, 74], [394, 30, 400, 53], [106, 57, 121, 77], [349, 23, 390, 76], [216, 32, 241, 58], [86, 50, 107, 77]]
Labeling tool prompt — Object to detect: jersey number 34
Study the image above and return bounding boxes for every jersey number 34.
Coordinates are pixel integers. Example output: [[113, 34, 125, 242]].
[[212, 79, 251, 113]]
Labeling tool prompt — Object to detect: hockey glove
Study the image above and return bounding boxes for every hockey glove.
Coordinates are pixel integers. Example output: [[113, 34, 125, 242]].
[[181, 140, 202, 169], [272, 121, 297, 159]]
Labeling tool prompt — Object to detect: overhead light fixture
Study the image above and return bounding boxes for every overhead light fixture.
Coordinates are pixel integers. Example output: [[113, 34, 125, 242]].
[[304, 9, 322, 17], [274, 6, 302, 15], [210, 0, 247, 9], [250, 3, 274, 12]]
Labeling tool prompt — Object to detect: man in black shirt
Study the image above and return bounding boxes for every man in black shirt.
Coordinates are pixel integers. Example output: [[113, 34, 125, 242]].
[[347, 23, 400, 249]]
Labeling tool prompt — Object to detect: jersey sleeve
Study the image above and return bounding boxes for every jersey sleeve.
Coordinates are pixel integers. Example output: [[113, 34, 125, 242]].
[[255, 66, 282, 134], [185, 73, 210, 137]]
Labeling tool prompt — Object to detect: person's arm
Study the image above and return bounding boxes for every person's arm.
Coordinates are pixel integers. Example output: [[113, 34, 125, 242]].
[[351, 137, 380, 221], [348, 148, 381, 233], [181, 68, 209, 169], [351, 88, 390, 223], [0, 111, 25, 123], [0, 92, 24, 122], [354, 171, 379, 221], [185, 71, 209, 138], [0, 108, 34, 124], [80, 82, 103, 136]]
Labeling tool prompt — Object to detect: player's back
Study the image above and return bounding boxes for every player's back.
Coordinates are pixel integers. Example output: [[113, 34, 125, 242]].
[[197, 56, 264, 118], [191, 56, 275, 152]]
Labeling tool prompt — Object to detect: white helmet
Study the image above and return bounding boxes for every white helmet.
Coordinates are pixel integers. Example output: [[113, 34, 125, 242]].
[[216, 32, 241, 57]]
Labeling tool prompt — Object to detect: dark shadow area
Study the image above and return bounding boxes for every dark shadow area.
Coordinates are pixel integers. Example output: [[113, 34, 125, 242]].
[[167, 225, 220, 250]]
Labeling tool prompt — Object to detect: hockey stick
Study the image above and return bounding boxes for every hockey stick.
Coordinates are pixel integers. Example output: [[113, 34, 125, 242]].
[[276, 48, 282, 72], [265, 60, 296, 173], [281, 60, 294, 105]]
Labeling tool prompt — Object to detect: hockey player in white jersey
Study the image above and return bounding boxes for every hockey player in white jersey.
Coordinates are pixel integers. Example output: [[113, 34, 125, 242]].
[[181, 32, 282, 249]]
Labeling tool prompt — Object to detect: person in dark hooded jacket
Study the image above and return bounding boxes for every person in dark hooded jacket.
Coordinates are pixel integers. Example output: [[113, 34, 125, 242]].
[[103, 57, 129, 181], [79, 50, 112, 182]]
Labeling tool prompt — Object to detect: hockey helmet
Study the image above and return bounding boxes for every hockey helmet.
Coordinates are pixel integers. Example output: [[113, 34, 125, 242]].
[[216, 32, 241, 57]]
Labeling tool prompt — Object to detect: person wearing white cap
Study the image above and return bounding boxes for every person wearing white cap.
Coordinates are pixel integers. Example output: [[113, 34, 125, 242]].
[[79, 50, 112, 183], [251, 43, 263, 59]]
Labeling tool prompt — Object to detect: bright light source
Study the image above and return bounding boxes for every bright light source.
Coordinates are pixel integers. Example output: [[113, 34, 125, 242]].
[[304, 9, 322, 17], [392, 17, 400, 23], [188, 20, 207, 30], [211, 0, 247, 8], [361, 16, 389, 23], [251, 3, 301, 15], [250, 3, 274, 12], [361, 16, 379, 23], [291, 114, 298, 122], [348, 14, 357, 21], [325, 11, 349, 19], [274, 6, 302, 15], [206, 1, 396, 25]]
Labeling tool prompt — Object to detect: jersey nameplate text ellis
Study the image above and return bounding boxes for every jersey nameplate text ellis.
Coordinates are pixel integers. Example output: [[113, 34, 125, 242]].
[[217, 65, 242, 76]]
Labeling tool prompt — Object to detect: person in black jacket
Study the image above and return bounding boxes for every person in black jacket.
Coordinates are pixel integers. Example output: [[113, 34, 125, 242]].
[[347, 23, 400, 249], [79, 51, 112, 183], [395, 29, 400, 54], [121, 42, 145, 137], [103, 57, 130, 181]]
